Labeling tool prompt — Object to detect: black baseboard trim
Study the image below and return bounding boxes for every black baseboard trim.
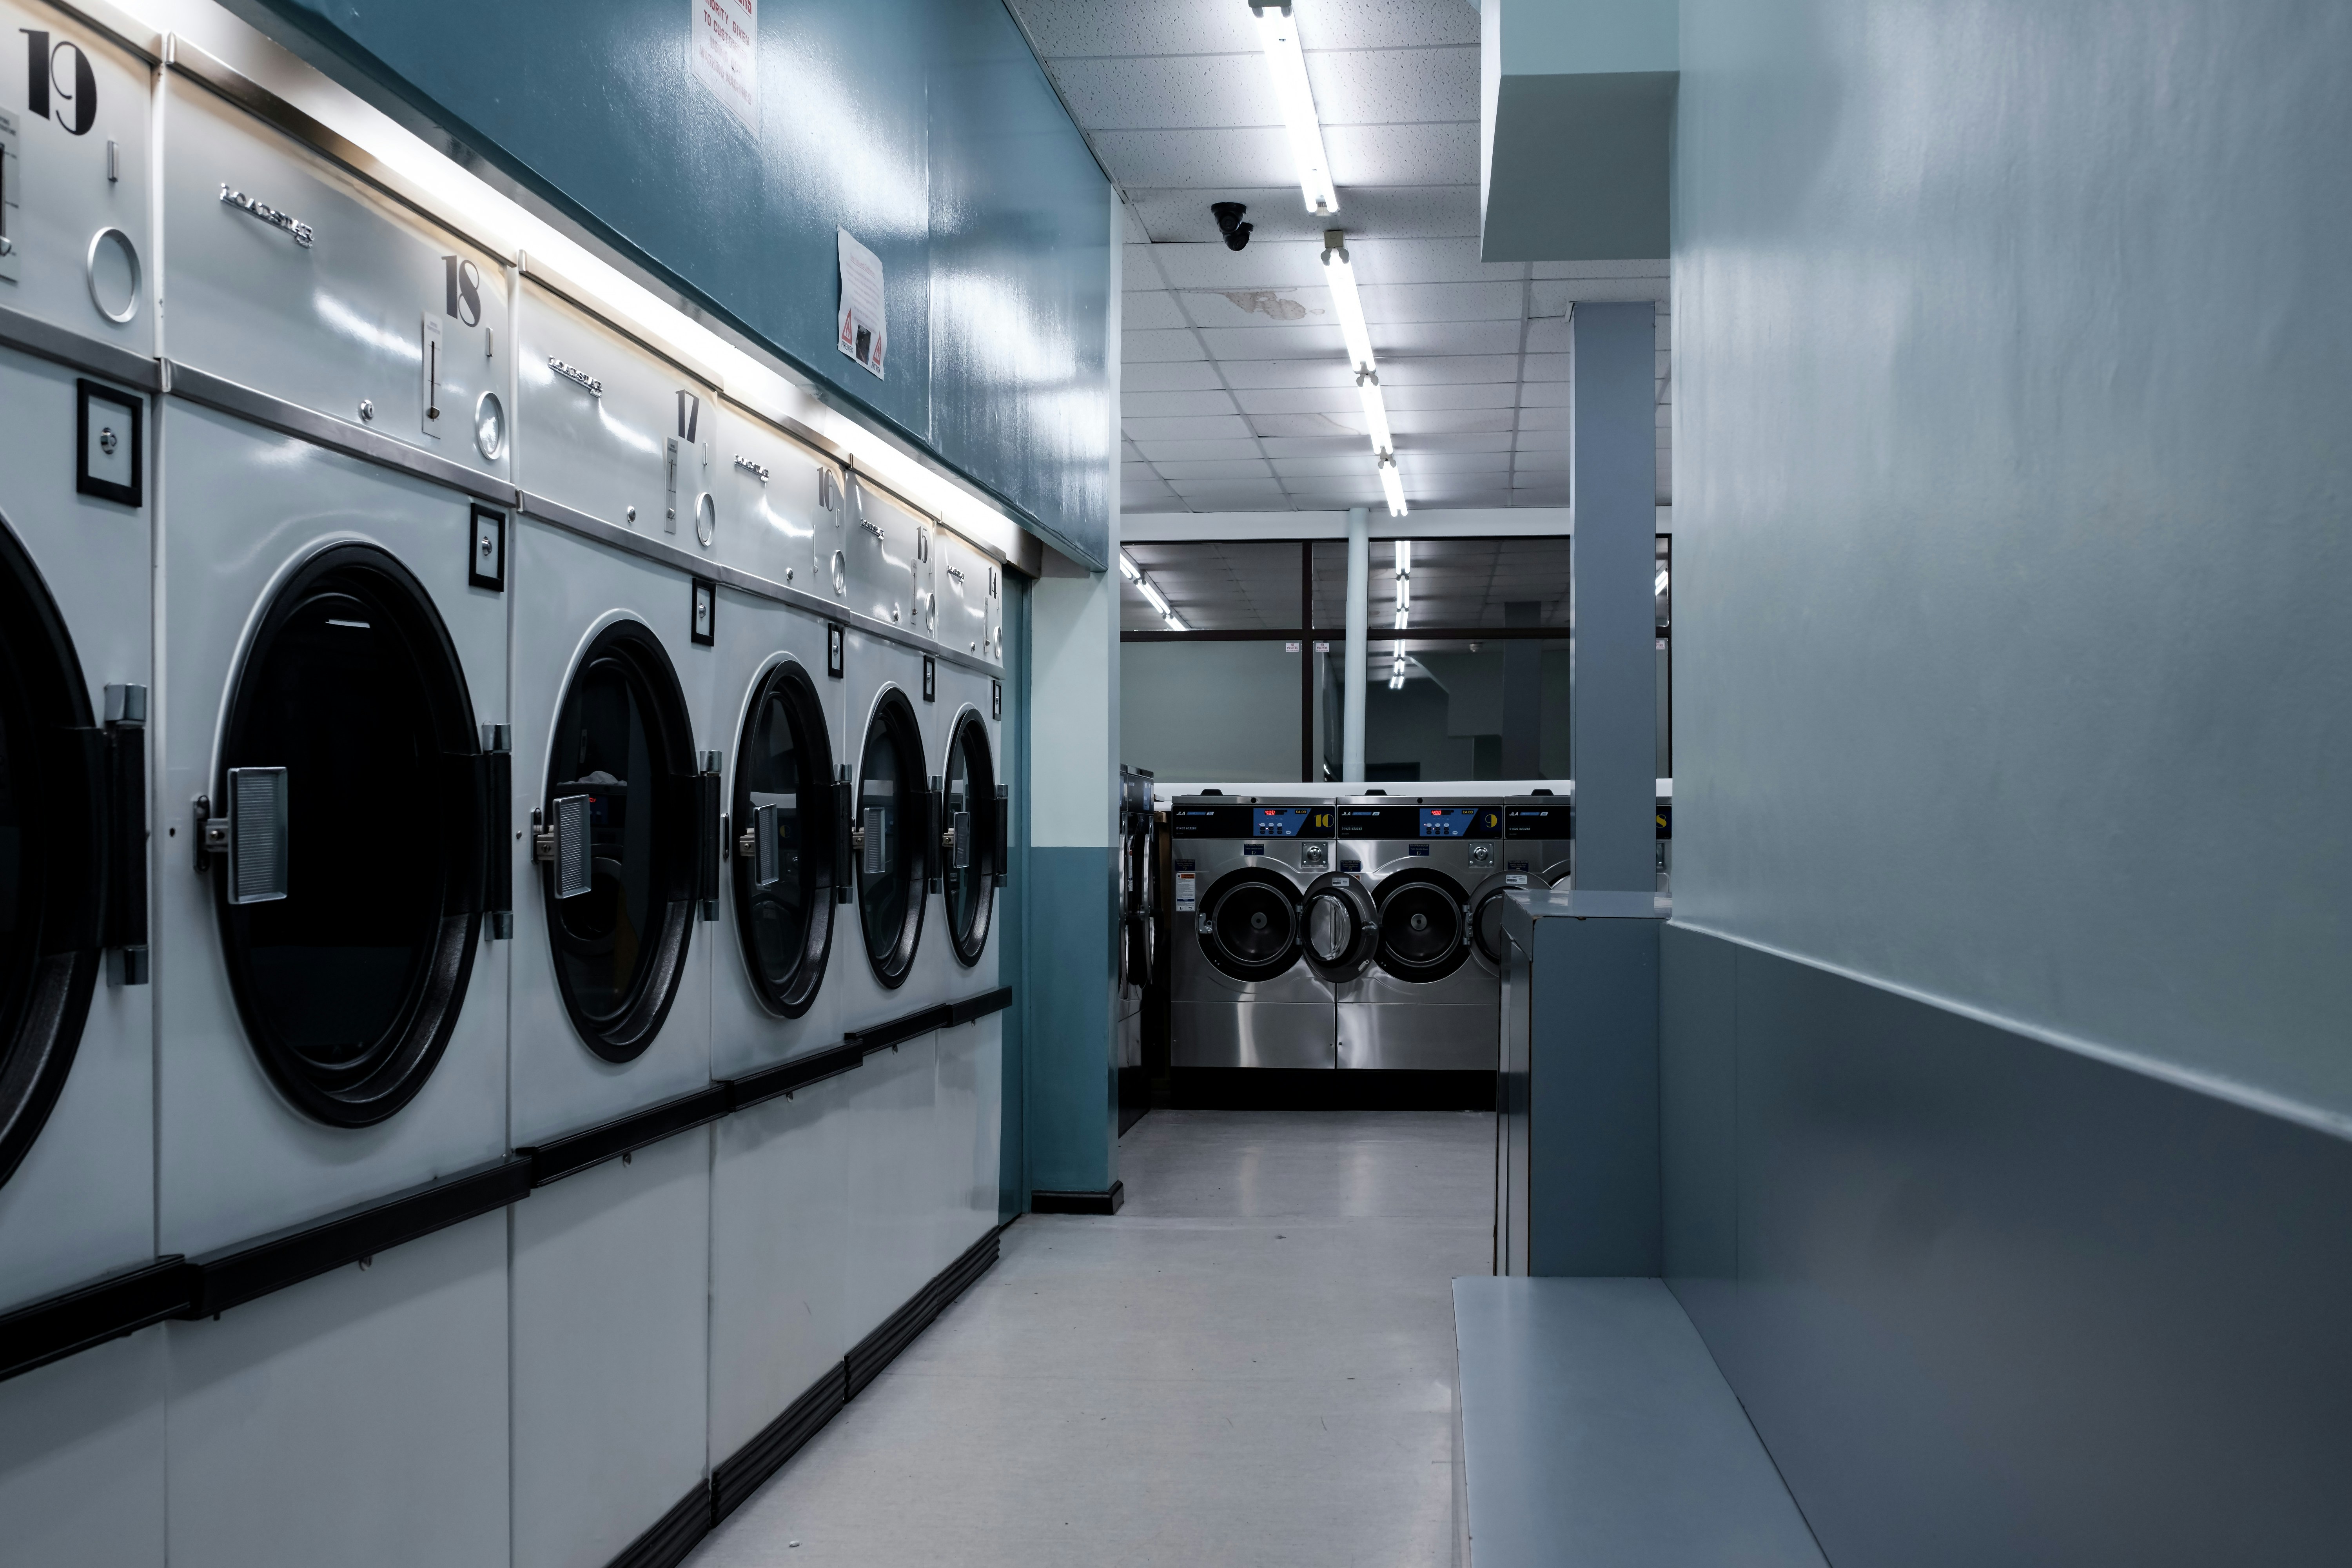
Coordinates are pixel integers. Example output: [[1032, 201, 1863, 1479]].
[[845, 1225, 1003, 1399], [711, 1362, 848, 1524], [1167, 1067, 1498, 1112], [1118, 1065, 1151, 1136], [604, 1478, 711, 1568], [1029, 1180, 1125, 1215]]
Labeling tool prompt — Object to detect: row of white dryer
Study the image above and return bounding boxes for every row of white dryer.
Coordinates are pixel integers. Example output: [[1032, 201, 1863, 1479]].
[[0, 9, 1012, 1566]]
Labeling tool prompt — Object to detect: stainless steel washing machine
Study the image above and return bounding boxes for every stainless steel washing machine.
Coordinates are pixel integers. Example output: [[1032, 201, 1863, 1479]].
[[1333, 797, 1508, 1072], [1169, 795, 1337, 1069], [1503, 786, 1672, 892], [1115, 766, 1155, 1083]]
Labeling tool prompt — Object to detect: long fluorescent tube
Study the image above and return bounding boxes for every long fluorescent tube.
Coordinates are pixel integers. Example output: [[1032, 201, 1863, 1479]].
[[1164, 610, 1190, 632], [1395, 576, 1410, 611], [1249, 1, 1338, 216], [1356, 370, 1394, 456], [1393, 607, 1408, 631], [1377, 452, 1407, 517], [1139, 579, 1171, 618], [1120, 551, 1143, 581], [1320, 236, 1376, 376]]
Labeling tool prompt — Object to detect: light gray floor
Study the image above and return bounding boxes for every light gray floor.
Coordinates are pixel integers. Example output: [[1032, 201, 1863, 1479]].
[[687, 1109, 1496, 1568]]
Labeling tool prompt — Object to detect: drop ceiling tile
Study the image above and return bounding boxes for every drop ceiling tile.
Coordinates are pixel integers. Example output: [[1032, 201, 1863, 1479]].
[[1258, 436, 1383, 458], [1511, 484, 1573, 506], [1122, 359, 1228, 392], [1523, 317, 1573, 354], [1377, 355, 1523, 385], [1298, 0, 1479, 52], [1216, 358, 1357, 390], [1325, 122, 1479, 188], [1249, 411, 1370, 441], [1518, 379, 1572, 407], [1196, 323, 1351, 359], [1123, 329, 1209, 363], [1148, 240, 1330, 290], [1151, 461, 1278, 483], [1234, 387, 1362, 416], [1357, 281, 1526, 324], [1514, 404, 1570, 431], [1523, 352, 1572, 382], [1122, 388, 1239, 418], [1509, 456, 1570, 475], [1390, 449, 1514, 473], [1164, 476, 1292, 501], [1374, 319, 1524, 356], [1122, 201, 1155, 245], [1388, 408, 1517, 436], [1122, 244, 1163, 291], [1181, 287, 1333, 329], [1122, 290, 1191, 330], [1093, 127, 1294, 189], [1049, 55, 1271, 131], [1008, 0, 1260, 59], [1123, 414, 1258, 441], [1270, 454, 1390, 477], [1347, 238, 1526, 286], [1514, 430, 1571, 453], [1305, 46, 1479, 126], [1284, 487, 1387, 509], [1383, 382, 1521, 411], [1396, 430, 1515, 453], [1132, 438, 1272, 462]]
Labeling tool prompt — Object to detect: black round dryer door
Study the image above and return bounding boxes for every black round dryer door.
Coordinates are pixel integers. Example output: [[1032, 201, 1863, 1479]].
[[0, 519, 107, 1184], [544, 620, 699, 1062], [216, 544, 487, 1126], [1301, 871, 1379, 981], [731, 661, 835, 1017], [856, 689, 928, 987], [1196, 867, 1304, 983], [1470, 875, 1515, 974], [1374, 867, 1472, 983], [941, 710, 996, 967]]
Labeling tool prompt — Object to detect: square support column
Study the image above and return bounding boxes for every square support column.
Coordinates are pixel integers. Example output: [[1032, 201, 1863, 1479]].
[[1570, 302, 1658, 891]]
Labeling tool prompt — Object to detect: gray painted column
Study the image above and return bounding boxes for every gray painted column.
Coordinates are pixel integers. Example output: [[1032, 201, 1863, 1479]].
[[1570, 302, 1657, 890], [1501, 600, 1543, 777], [1342, 505, 1369, 782]]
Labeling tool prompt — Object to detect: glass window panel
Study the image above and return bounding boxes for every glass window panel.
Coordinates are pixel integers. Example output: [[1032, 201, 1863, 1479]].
[[1120, 639, 1302, 783]]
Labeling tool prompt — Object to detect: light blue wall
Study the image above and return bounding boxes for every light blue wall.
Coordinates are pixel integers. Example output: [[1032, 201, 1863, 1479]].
[[233, 0, 1112, 566], [1674, 0, 2352, 1121]]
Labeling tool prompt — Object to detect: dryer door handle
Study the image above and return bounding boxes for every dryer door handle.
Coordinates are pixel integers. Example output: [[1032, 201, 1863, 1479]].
[[832, 769, 854, 902], [479, 746, 511, 936], [694, 759, 721, 919], [100, 692, 149, 976], [991, 785, 1009, 888]]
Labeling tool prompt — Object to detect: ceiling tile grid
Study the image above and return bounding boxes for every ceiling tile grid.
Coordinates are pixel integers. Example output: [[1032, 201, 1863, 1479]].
[[1020, 0, 1672, 515]]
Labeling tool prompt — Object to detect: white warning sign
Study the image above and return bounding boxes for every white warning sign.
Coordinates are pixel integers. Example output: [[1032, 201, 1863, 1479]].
[[837, 228, 887, 380], [691, 0, 759, 135]]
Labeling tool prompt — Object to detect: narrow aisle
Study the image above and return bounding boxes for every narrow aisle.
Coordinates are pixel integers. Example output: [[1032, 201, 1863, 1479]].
[[688, 1110, 1494, 1568]]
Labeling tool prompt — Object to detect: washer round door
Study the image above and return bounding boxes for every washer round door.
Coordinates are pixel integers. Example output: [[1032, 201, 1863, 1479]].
[[940, 708, 997, 968], [1196, 867, 1304, 984], [855, 688, 928, 987], [1468, 873, 1516, 976], [544, 620, 700, 1063], [216, 544, 488, 1126], [731, 660, 835, 1017], [1373, 867, 1472, 983], [0, 519, 107, 1184], [1301, 871, 1379, 981]]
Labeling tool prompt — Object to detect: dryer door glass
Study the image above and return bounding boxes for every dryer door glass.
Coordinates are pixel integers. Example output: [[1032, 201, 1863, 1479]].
[[218, 546, 481, 1127], [942, 711, 995, 967], [1201, 874, 1299, 982], [0, 521, 103, 1185], [1472, 889, 1511, 965], [1376, 873, 1470, 981], [546, 621, 697, 1061], [856, 690, 926, 985], [732, 662, 833, 1015]]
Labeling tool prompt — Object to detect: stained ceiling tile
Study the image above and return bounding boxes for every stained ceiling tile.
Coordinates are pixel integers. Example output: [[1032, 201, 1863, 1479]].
[[1180, 287, 1332, 329]]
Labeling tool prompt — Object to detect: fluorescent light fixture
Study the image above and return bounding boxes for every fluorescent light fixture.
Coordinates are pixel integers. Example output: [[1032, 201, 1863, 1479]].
[[1139, 579, 1172, 618], [1395, 575, 1410, 611], [1356, 370, 1394, 457], [1393, 608, 1409, 631], [1394, 540, 1410, 576], [1377, 452, 1407, 517], [1249, 1, 1338, 216], [1320, 234, 1376, 376], [1164, 610, 1190, 632], [1120, 551, 1143, 581]]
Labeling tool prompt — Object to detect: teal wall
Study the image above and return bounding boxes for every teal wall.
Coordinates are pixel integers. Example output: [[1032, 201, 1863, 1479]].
[[230, 0, 1113, 566]]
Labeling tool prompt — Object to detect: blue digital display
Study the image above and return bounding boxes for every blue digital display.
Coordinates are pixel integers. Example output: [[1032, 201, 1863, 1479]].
[[1421, 809, 1478, 838], [1252, 808, 1313, 838]]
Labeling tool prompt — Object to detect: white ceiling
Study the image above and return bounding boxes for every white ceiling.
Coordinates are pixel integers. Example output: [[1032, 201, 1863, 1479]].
[[1005, 0, 1671, 515]]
